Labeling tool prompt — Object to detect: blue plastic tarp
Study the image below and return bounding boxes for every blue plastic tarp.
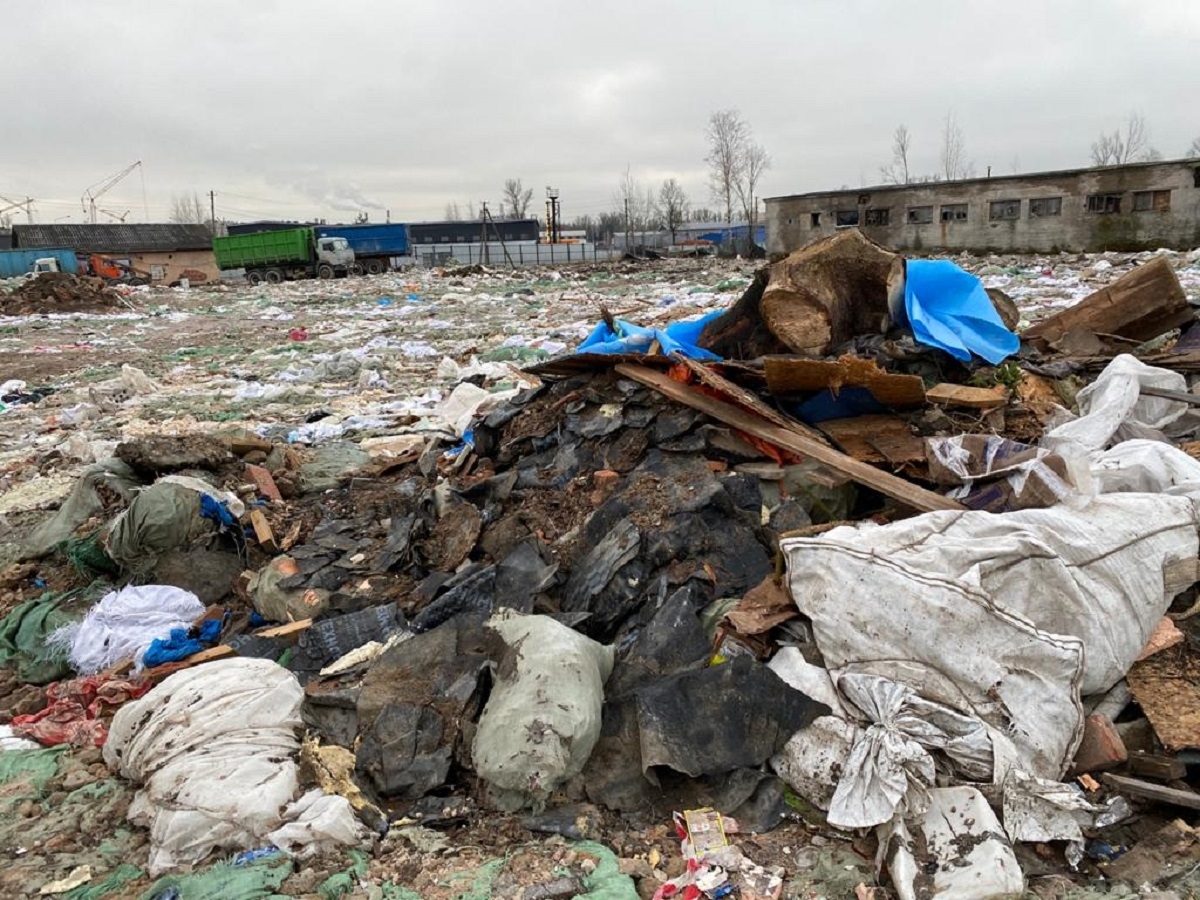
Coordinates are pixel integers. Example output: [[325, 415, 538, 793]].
[[576, 310, 724, 360], [901, 260, 1020, 364]]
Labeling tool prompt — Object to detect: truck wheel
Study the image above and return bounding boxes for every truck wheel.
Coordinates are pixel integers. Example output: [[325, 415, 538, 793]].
[[349, 263, 364, 276], [265, 268, 284, 284], [246, 270, 264, 285], [365, 260, 383, 275], [317, 264, 334, 279]]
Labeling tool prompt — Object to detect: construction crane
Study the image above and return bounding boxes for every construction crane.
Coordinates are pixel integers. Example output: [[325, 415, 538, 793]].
[[98, 208, 130, 223], [81, 161, 141, 224], [0, 194, 35, 224]]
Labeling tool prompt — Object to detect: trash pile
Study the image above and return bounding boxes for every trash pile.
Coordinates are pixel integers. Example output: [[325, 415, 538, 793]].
[[3, 235, 1200, 897], [0, 272, 126, 316]]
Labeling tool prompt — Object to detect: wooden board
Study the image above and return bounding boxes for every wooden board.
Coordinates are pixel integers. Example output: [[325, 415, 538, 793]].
[[926, 383, 1009, 410], [249, 509, 277, 552], [615, 362, 963, 513], [818, 415, 927, 466], [1101, 773, 1200, 810], [764, 355, 926, 407], [1023, 257, 1189, 346]]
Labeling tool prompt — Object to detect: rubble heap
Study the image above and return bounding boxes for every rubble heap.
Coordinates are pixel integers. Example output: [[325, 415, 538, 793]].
[[0, 272, 125, 316], [3, 234, 1200, 897]]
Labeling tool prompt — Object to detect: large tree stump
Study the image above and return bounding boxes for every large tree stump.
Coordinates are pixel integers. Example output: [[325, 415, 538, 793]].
[[699, 229, 898, 359]]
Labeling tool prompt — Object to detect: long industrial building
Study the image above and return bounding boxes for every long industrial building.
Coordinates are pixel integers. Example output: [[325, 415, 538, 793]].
[[766, 158, 1200, 255]]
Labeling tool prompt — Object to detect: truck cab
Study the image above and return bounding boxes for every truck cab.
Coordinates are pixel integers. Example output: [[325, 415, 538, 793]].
[[32, 258, 62, 274], [315, 236, 355, 277]]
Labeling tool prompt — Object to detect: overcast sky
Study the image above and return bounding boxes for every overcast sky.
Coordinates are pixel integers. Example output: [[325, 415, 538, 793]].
[[3, 0, 1197, 227]]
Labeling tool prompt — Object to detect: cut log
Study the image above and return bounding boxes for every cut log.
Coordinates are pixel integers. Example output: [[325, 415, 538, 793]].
[[926, 383, 1009, 410], [764, 354, 926, 407], [1023, 257, 1191, 347], [699, 230, 898, 358], [615, 362, 963, 513]]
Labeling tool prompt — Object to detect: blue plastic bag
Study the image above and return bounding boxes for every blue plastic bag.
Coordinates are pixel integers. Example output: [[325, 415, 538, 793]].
[[902, 260, 1019, 364], [576, 310, 724, 360]]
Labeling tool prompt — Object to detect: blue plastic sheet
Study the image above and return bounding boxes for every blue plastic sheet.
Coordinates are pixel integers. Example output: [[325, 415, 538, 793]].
[[576, 310, 724, 360], [902, 260, 1019, 364], [199, 494, 237, 529], [143, 619, 223, 668]]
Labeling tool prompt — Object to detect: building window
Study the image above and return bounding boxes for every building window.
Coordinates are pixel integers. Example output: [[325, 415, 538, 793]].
[[988, 199, 1021, 220], [150, 264, 166, 281], [1194, 168, 1200, 188], [940, 204, 968, 222], [864, 208, 890, 226], [907, 206, 934, 225], [1086, 194, 1122, 214], [1132, 190, 1171, 212], [1029, 197, 1062, 218], [835, 209, 859, 227], [810, 212, 821, 228]]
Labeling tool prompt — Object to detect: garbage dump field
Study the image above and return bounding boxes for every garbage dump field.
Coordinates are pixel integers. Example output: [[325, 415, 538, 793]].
[[2, 241, 1200, 899]]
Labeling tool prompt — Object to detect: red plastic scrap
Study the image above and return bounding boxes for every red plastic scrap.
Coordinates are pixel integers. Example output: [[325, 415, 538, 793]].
[[11, 674, 152, 748]]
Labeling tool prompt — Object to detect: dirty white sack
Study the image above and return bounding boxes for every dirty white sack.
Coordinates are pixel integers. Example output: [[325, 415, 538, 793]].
[[881, 786, 1025, 900], [48, 585, 204, 675], [104, 658, 311, 873], [1043, 353, 1190, 453], [782, 492, 1198, 832], [265, 789, 372, 858], [471, 610, 614, 811]]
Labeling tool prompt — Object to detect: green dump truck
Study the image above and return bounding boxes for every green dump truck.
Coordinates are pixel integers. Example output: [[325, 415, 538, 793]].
[[212, 227, 356, 283]]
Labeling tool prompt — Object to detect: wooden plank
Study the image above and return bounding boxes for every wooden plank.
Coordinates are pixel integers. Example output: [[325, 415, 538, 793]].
[[1101, 773, 1200, 810], [926, 383, 1009, 410], [764, 355, 926, 407], [1140, 385, 1200, 407], [818, 415, 926, 465], [615, 362, 963, 513], [249, 509, 277, 552], [1024, 257, 1188, 346]]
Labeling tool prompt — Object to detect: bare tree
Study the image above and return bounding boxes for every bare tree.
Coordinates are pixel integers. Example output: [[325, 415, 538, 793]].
[[880, 124, 912, 185], [466, 200, 477, 220], [706, 110, 749, 224], [1090, 111, 1159, 165], [658, 178, 689, 245], [940, 112, 974, 180], [502, 178, 533, 218], [1189, 136, 1200, 158], [734, 141, 771, 251], [170, 192, 208, 224], [443, 202, 461, 221]]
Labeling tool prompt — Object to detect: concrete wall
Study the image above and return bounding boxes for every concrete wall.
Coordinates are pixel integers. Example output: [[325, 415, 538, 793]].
[[766, 160, 1200, 255], [99, 249, 219, 283]]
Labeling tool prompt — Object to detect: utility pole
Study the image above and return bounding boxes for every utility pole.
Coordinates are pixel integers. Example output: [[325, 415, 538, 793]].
[[480, 201, 490, 264], [545, 187, 560, 244], [209, 190, 216, 235]]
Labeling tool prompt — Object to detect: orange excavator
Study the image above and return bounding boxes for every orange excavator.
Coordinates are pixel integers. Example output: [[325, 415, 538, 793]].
[[87, 254, 152, 285]]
